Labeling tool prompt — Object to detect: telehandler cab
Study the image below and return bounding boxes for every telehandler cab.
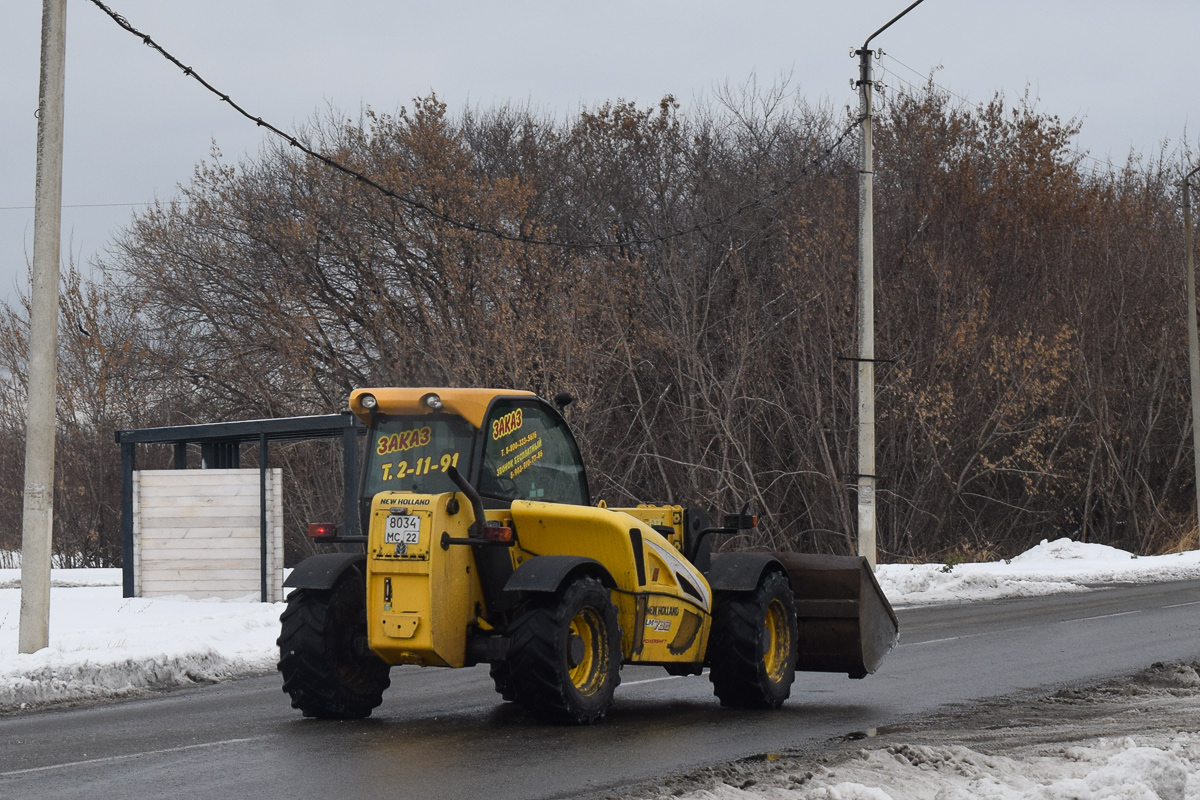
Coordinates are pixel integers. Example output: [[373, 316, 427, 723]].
[[278, 388, 898, 724]]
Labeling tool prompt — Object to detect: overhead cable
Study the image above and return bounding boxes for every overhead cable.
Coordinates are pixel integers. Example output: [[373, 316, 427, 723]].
[[86, 0, 857, 251]]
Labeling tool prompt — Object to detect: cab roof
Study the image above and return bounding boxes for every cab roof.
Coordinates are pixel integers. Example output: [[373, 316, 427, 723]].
[[349, 387, 538, 429]]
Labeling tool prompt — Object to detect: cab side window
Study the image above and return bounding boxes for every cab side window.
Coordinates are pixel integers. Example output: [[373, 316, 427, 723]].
[[480, 401, 588, 505]]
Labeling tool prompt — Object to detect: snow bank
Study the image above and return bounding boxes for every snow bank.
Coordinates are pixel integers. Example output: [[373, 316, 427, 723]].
[[877, 538, 1200, 607], [0, 580, 283, 710], [676, 734, 1200, 799]]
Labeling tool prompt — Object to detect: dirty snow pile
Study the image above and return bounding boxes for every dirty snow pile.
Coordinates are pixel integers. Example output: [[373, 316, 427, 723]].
[[633, 659, 1200, 800], [1, 538, 1200, 711], [676, 734, 1200, 800]]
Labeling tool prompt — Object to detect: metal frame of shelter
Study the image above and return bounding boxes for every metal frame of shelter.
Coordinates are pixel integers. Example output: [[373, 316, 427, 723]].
[[114, 413, 364, 601]]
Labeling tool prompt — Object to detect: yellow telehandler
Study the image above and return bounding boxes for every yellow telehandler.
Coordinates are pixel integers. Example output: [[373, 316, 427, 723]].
[[278, 388, 898, 723]]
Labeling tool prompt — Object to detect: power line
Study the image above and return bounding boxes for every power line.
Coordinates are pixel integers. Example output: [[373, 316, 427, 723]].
[[86, 0, 857, 252]]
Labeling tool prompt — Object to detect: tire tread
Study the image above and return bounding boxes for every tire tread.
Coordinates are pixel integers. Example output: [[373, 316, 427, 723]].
[[507, 576, 622, 724], [277, 575, 391, 719], [708, 571, 797, 709]]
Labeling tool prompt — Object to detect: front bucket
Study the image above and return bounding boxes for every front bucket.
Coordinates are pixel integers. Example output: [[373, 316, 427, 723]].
[[774, 553, 899, 679]]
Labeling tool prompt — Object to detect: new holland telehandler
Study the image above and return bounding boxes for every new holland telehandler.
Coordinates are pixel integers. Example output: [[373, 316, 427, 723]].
[[278, 388, 898, 724]]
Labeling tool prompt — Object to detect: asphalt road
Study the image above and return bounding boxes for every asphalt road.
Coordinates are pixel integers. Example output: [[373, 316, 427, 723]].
[[2, 580, 1198, 800]]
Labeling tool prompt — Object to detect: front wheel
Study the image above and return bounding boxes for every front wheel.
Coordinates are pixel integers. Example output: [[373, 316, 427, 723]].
[[708, 570, 798, 709], [507, 576, 622, 724], [277, 570, 391, 719]]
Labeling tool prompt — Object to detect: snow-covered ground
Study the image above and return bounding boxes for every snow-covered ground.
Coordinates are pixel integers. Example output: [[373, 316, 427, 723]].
[[2, 538, 1200, 797], [0, 568, 283, 711], [876, 537, 1200, 606]]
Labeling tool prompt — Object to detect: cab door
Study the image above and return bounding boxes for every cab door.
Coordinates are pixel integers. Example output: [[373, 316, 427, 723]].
[[477, 398, 589, 506]]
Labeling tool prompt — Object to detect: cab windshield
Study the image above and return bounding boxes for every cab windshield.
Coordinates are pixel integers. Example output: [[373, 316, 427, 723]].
[[362, 415, 476, 499]]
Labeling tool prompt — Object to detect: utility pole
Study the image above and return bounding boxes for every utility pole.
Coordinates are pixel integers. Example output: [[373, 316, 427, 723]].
[[1184, 164, 1200, 548], [854, 0, 925, 571], [854, 45, 877, 570], [20, 0, 67, 654]]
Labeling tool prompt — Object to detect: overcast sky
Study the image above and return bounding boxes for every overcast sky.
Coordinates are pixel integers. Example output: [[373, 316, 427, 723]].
[[2, 1, 1198, 306]]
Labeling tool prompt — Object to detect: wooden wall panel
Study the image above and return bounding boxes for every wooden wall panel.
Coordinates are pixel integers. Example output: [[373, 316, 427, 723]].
[[134, 468, 284, 601]]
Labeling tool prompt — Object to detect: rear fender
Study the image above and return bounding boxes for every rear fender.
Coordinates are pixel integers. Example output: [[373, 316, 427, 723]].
[[706, 552, 784, 592], [283, 553, 366, 591], [503, 555, 614, 595]]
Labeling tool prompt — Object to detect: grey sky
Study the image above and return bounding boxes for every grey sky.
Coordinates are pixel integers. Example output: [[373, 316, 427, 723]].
[[2, 1, 1198, 306]]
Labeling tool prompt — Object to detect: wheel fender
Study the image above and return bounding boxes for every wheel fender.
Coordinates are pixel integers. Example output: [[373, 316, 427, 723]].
[[283, 552, 366, 591], [706, 552, 784, 592], [503, 555, 613, 595]]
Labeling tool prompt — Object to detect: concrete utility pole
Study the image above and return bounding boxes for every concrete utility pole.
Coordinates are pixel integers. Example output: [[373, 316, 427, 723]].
[[854, 45, 877, 570], [855, 0, 926, 571], [20, 0, 68, 654], [1184, 165, 1200, 548]]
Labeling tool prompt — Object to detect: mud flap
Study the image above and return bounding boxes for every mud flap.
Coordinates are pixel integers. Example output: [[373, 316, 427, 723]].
[[774, 553, 899, 678]]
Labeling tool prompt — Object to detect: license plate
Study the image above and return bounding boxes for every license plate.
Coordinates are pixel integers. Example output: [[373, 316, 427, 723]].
[[384, 514, 422, 545]]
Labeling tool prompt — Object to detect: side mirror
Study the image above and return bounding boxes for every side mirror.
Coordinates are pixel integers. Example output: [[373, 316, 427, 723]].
[[553, 391, 576, 409]]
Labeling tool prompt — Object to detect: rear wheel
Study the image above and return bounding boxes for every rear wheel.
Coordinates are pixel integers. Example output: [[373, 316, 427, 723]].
[[708, 571, 797, 709], [507, 576, 622, 724], [277, 570, 391, 719]]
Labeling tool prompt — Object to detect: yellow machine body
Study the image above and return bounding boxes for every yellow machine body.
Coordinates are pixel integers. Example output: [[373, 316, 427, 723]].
[[352, 386, 719, 671], [364, 493, 713, 668], [508, 501, 712, 665], [365, 491, 487, 668]]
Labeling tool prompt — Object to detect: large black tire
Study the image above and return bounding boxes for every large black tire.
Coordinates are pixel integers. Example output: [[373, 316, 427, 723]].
[[708, 570, 798, 709], [277, 571, 391, 719], [507, 576, 622, 724]]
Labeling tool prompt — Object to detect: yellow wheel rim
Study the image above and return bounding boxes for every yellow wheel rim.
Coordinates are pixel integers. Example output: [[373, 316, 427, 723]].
[[567, 608, 603, 696], [762, 598, 790, 682]]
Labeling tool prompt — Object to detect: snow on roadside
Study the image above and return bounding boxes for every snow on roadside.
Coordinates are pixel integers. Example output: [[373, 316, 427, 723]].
[[625, 661, 1200, 800], [0, 576, 283, 711], [876, 537, 1200, 607], [1, 537, 1200, 712], [673, 734, 1200, 800]]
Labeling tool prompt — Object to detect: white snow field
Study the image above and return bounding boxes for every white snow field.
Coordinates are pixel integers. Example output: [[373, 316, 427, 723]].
[[3, 539, 1200, 799], [0, 568, 284, 710]]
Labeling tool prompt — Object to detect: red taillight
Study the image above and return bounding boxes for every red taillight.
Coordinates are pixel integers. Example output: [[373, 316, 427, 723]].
[[308, 522, 338, 539], [482, 522, 513, 543]]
